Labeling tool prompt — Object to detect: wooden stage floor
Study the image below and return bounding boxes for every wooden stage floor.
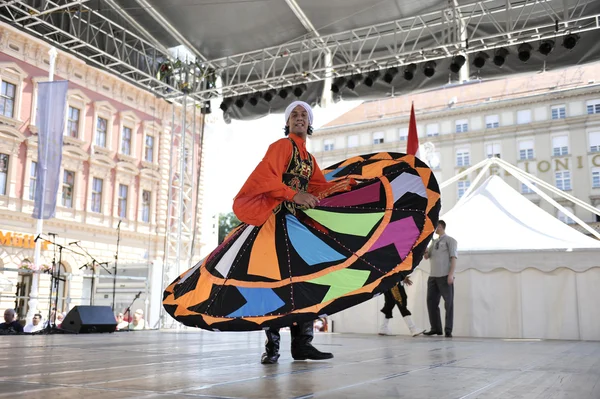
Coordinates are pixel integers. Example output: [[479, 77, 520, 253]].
[[1, 330, 599, 399]]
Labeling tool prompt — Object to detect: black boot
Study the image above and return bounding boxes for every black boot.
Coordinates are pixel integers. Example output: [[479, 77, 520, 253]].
[[261, 328, 280, 364], [290, 321, 333, 361]]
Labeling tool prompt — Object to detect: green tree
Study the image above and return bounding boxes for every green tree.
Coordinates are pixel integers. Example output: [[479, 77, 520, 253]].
[[218, 212, 241, 244]]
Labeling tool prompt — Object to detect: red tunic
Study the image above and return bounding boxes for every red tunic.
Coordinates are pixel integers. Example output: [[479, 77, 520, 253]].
[[233, 134, 352, 226]]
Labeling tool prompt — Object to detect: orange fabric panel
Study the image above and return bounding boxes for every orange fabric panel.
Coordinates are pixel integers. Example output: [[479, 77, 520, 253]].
[[172, 270, 213, 316], [370, 152, 393, 160], [247, 214, 281, 280], [360, 160, 399, 178]]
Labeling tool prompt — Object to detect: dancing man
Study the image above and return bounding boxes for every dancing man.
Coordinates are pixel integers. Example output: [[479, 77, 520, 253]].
[[379, 275, 425, 336], [233, 101, 352, 364]]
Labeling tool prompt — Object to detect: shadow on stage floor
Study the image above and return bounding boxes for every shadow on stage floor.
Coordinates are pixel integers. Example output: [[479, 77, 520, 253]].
[[1, 330, 599, 399]]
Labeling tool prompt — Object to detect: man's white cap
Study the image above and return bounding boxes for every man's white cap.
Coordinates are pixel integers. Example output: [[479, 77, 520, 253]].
[[284, 101, 313, 125]]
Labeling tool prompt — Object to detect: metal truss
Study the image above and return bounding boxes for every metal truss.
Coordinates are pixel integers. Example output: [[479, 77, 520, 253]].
[[160, 98, 198, 328], [189, 0, 600, 100], [0, 0, 211, 102], [2, 0, 600, 103]]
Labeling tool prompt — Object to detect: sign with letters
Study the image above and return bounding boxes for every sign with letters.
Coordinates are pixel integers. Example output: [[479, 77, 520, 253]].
[[0, 230, 49, 250]]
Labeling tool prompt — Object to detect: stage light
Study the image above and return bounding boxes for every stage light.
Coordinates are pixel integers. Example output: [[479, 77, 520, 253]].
[[472, 52, 489, 69], [518, 43, 533, 62], [293, 84, 307, 97], [364, 71, 380, 87], [493, 48, 509, 67], [423, 61, 436, 78], [331, 77, 347, 93], [346, 74, 362, 90], [539, 39, 555, 56], [234, 96, 247, 109], [403, 64, 417, 80], [249, 94, 260, 106], [200, 100, 211, 114], [219, 98, 233, 112], [449, 55, 466, 73], [279, 88, 289, 99], [383, 67, 399, 84], [263, 89, 276, 102], [562, 33, 580, 50]]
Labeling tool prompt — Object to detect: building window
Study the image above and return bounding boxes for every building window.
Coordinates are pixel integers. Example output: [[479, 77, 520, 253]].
[[142, 190, 151, 223], [348, 135, 359, 148], [592, 168, 600, 188], [557, 207, 574, 224], [29, 161, 37, 200], [521, 183, 535, 194], [485, 115, 499, 129], [96, 117, 108, 147], [517, 109, 532, 124], [551, 105, 566, 120], [0, 153, 8, 196], [456, 149, 470, 167], [0, 81, 16, 118], [455, 119, 468, 133], [486, 143, 501, 158], [399, 127, 408, 141], [373, 132, 385, 145], [555, 171, 572, 191], [121, 127, 132, 155], [518, 140, 535, 160], [458, 180, 470, 199], [586, 99, 600, 115], [324, 139, 335, 152], [552, 135, 569, 156], [118, 184, 128, 219], [62, 170, 74, 208], [589, 132, 600, 153], [91, 177, 103, 213], [426, 124, 439, 137], [66, 106, 80, 138], [144, 135, 154, 162]]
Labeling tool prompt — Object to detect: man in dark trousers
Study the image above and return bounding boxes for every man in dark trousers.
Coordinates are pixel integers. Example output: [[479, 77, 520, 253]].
[[423, 220, 458, 338]]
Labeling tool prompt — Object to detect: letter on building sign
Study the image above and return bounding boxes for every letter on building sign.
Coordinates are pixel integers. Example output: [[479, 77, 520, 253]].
[[593, 154, 600, 167], [554, 158, 569, 171], [524, 162, 530, 173], [537, 161, 551, 173], [577, 156, 583, 169], [0, 231, 11, 246]]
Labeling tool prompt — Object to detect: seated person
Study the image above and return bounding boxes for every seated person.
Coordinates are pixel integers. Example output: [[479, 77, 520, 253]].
[[24, 313, 44, 333], [128, 309, 145, 330], [0, 309, 23, 334], [115, 313, 129, 330]]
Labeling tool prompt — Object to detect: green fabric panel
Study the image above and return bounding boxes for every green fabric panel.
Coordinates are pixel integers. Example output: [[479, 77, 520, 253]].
[[309, 268, 371, 303], [304, 209, 384, 237]]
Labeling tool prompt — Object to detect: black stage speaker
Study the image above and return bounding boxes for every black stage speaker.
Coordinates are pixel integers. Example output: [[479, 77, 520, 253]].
[[61, 306, 117, 333]]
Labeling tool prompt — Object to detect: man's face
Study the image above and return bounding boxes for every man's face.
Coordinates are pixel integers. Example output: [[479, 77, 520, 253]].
[[134, 312, 142, 322], [3, 310, 14, 323], [116, 314, 123, 322], [435, 224, 445, 235], [32, 315, 41, 325], [287, 105, 309, 136]]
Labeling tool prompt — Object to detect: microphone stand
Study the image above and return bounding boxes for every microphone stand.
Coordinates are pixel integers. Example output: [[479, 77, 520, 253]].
[[71, 242, 111, 306], [123, 291, 141, 331], [112, 220, 121, 312]]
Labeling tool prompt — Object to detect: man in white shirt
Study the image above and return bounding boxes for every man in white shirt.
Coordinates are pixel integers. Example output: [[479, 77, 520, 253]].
[[24, 313, 44, 333], [423, 220, 458, 338], [128, 309, 146, 330]]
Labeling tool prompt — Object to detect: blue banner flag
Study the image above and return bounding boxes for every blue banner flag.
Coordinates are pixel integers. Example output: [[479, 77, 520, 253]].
[[33, 80, 69, 219]]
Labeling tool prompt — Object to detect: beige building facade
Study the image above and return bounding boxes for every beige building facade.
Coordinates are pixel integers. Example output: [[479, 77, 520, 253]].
[[312, 63, 600, 229]]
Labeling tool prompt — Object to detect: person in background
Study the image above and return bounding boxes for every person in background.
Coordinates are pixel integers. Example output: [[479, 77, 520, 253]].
[[116, 312, 129, 330], [379, 275, 425, 337], [423, 220, 458, 338], [128, 309, 146, 330], [0, 308, 23, 334], [24, 313, 44, 333]]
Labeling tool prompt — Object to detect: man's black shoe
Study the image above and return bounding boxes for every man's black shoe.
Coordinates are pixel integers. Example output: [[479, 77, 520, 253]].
[[423, 330, 443, 336], [291, 344, 334, 361], [445, 332, 452, 338]]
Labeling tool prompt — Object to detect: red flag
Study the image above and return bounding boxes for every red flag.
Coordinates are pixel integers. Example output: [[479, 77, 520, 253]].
[[407, 102, 420, 158]]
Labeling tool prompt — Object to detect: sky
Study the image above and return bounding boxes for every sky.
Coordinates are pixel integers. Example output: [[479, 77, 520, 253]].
[[201, 100, 362, 219]]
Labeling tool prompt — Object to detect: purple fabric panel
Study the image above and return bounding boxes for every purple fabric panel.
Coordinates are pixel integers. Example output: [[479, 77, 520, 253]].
[[369, 217, 420, 259], [319, 181, 381, 208]]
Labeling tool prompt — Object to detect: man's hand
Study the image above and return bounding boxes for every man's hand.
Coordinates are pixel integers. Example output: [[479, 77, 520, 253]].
[[293, 192, 319, 208], [403, 276, 413, 286], [424, 251, 429, 260], [447, 273, 454, 285]]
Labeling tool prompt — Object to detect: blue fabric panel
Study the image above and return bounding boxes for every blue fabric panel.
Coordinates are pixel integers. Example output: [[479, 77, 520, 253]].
[[285, 214, 346, 266]]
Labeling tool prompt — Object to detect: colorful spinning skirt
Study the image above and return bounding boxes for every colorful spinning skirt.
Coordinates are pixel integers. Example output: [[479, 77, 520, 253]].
[[163, 152, 441, 331]]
